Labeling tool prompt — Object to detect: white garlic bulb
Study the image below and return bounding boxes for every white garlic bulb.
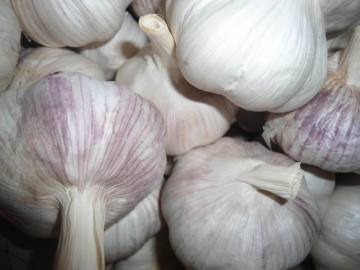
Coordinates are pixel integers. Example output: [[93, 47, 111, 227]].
[[263, 27, 360, 173], [116, 14, 236, 156], [131, 0, 164, 17], [311, 177, 360, 270], [81, 12, 148, 80], [0, 73, 166, 270], [11, 0, 132, 47], [162, 137, 320, 270], [105, 184, 162, 264], [166, 0, 327, 112], [0, 0, 21, 93], [10, 47, 105, 90]]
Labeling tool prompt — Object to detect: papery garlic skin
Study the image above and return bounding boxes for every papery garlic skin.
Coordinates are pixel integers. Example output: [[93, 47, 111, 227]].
[[11, 0, 132, 47], [166, 0, 327, 112], [0, 73, 166, 269], [116, 14, 236, 156], [10, 47, 105, 90], [81, 13, 148, 80], [0, 0, 21, 92], [263, 27, 360, 173], [131, 0, 164, 17], [105, 185, 162, 264], [162, 137, 320, 270], [311, 182, 360, 270]]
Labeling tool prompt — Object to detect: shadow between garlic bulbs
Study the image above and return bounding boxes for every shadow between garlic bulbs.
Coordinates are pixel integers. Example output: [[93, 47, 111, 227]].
[[116, 14, 236, 156], [161, 137, 320, 270]]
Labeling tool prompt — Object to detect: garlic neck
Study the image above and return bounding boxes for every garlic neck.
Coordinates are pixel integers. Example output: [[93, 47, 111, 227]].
[[338, 27, 360, 87], [139, 14, 175, 67], [54, 188, 106, 270]]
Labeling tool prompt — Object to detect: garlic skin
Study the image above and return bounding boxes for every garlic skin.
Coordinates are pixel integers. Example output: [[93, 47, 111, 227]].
[[116, 14, 236, 156], [0, 0, 21, 93], [162, 137, 320, 270], [105, 184, 162, 264], [81, 13, 148, 80], [131, 0, 164, 17], [311, 179, 360, 270], [0, 73, 166, 270], [166, 0, 327, 112], [263, 27, 360, 173], [10, 47, 105, 90], [11, 0, 132, 47], [320, 0, 360, 34]]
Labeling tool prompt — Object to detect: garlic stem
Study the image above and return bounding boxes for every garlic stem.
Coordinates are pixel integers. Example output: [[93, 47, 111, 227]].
[[139, 14, 175, 66], [54, 188, 106, 270], [237, 160, 303, 200], [338, 26, 360, 86]]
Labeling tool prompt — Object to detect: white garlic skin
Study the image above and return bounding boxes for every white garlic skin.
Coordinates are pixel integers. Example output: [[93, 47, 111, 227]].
[[311, 180, 360, 270], [0, 0, 21, 93], [81, 13, 148, 80], [11, 0, 132, 47], [162, 137, 320, 270], [10, 47, 105, 90], [166, 0, 327, 112]]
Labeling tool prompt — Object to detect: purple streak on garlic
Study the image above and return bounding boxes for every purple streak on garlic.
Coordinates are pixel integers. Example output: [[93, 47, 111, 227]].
[[104, 184, 162, 264], [311, 176, 360, 270], [11, 0, 132, 48], [10, 47, 105, 91], [81, 12, 148, 80], [161, 137, 320, 270], [0, 0, 21, 93], [0, 73, 166, 270], [263, 27, 360, 173], [116, 14, 236, 156]]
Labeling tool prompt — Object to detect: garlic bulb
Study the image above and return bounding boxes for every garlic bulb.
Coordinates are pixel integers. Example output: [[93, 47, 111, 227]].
[[0, 0, 21, 93], [311, 178, 360, 270], [263, 27, 360, 173], [0, 73, 166, 270], [11, 0, 132, 47], [81, 12, 148, 80], [162, 137, 320, 270], [116, 14, 236, 156], [166, 0, 327, 112], [10, 47, 105, 90], [131, 0, 164, 17], [302, 165, 335, 219], [320, 0, 360, 34], [105, 184, 162, 264]]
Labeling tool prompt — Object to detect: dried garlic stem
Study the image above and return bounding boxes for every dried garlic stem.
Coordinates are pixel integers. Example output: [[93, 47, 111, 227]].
[[54, 188, 106, 270], [339, 26, 360, 86], [139, 14, 175, 66], [237, 160, 303, 199]]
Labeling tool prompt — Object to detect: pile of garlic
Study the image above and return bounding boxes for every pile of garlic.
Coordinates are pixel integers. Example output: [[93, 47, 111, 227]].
[[0, 1, 359, 270]]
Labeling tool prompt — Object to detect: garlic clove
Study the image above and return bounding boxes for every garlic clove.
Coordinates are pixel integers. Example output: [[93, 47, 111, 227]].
[[161, 137, 320, 270], [116, 14, 236, 156], [166, 0, 327, 112], [0, 0, 21, 93], [10, 47, 105, 91], [80, 12, 148, 80], [11, 0, 132, 47], [263, 26, 360, 173], [0, 73, 166, 269]]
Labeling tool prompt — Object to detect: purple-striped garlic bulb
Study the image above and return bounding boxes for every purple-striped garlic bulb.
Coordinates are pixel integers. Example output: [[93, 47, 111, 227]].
[[81, 12, 148, 80], [116, 14, 236, 156], [131, 0, 164, 17], [104, 183, 162, 265], [11, 0, 132, 47], [10, 47, 105, 90], [0, 0, 21, 93], [263, 27, 360, 173], [162, 137, 320, 270], [311, 176, 360, 270], [0, 73, 166, 270]]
